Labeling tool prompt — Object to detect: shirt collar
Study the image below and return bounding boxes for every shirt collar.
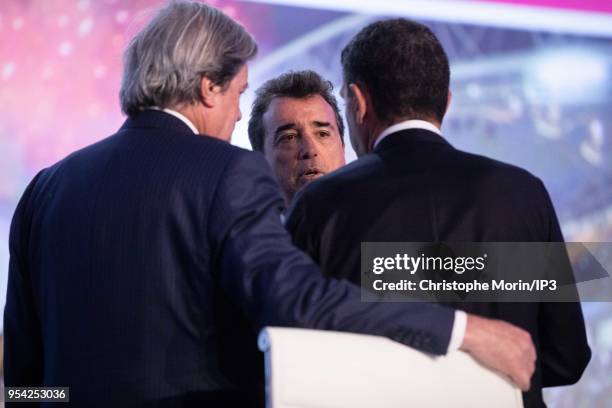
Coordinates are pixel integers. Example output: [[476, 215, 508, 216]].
[[373, 120, 442, 150], [149, 107, 199, 135]]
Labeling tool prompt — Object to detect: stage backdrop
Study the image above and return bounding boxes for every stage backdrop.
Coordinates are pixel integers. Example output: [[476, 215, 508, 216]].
[[1, 0, 611, 405]]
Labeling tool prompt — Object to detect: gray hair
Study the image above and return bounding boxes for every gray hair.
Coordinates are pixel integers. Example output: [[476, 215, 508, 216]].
[[120, 0, 257, 116]]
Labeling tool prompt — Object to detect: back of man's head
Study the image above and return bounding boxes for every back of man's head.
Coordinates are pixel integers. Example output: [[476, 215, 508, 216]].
[[341, 19, 449, 125], [248, 70, 344, 152], [119, 0, 257, 117]]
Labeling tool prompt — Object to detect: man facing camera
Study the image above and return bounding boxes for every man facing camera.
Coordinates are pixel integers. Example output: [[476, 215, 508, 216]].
[[286, 19, 590, 408], [248, 70, 345, 204]]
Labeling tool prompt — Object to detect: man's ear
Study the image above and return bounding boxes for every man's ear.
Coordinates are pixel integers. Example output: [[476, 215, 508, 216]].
[[445, 89, 452, 116], [349, 83, 368, 125], [199, 76, 222, 108]]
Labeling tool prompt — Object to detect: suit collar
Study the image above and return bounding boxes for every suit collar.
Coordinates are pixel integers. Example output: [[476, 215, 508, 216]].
[[374, 119, 442, 149], [119, 109, 198, 136], [149, 107, 199, 134], [374, 128, 452, 153]]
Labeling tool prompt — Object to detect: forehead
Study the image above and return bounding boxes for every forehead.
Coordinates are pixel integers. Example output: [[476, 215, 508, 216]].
[[263, 95, 337, 127]]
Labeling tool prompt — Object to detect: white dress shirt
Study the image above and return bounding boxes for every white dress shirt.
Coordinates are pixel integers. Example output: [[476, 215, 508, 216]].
[[374, 119, 467, 352]]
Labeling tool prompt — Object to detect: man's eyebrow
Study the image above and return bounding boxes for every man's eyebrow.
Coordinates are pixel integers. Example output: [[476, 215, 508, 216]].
[[312, 121, 332, 128], [274, 123, 297, 134]]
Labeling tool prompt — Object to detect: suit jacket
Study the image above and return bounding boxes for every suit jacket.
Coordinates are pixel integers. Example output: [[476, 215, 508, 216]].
[[4, 111, 457, 407], [286, 128, 591, 408]]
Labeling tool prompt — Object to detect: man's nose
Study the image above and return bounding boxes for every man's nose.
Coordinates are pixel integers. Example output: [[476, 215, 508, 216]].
[[298, 135, 319, 159], [236, 108, 242, 122]]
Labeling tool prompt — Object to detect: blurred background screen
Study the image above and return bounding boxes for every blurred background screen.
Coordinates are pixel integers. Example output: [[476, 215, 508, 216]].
[[1, 0, 611, 405]]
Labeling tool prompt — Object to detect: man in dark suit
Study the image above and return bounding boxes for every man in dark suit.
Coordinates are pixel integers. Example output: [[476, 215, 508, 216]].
[[286, 19, 590, 408], [4, 3, 536, 406]]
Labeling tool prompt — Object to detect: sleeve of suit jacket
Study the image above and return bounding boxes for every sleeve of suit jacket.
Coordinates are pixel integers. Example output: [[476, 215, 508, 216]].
[[209, 150, 455, 355], [4, 171, 45, 387], [535, 179, 591, 386]]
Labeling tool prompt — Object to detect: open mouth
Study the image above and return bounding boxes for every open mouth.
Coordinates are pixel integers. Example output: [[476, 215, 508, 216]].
[[299, 168, 323, 179]]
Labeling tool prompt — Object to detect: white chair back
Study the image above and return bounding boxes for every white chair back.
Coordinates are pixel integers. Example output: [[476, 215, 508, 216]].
[[258, 327, 523, 408]]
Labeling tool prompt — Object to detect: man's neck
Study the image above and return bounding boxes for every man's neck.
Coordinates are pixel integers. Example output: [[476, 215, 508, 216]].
[[171, 104, 206, 135]]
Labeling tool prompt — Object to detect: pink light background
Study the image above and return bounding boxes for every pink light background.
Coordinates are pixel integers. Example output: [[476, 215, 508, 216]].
[[0, 0, 244, 202]]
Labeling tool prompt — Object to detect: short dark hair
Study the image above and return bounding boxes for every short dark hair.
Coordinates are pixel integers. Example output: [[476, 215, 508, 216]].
[[341, 18, 449, 124], [248, 70, 344, 152]]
